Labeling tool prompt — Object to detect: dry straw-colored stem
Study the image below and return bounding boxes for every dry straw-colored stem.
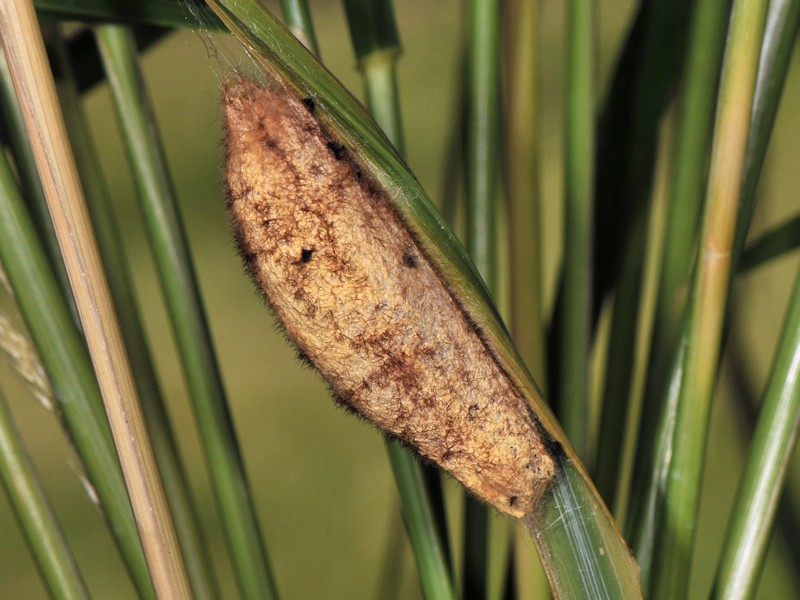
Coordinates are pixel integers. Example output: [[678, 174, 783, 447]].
[[0, 2, 190, 598]]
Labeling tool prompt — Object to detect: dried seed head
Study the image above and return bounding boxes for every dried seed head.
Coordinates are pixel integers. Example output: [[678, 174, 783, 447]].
[[0, 313, 54, 411], [222, 76, 555, 517]]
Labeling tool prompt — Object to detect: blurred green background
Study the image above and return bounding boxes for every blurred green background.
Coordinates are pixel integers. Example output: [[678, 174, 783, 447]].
[[0, 0, 799, 597]]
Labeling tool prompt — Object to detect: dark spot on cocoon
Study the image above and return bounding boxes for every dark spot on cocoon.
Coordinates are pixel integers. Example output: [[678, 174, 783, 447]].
[[509, 495, 518, 507], [301, 97, 316, 112], [402, 250, 418, 268], [326, 141, 346, 160], [544, 436, 565, 459], [300, 247, 314, 263]]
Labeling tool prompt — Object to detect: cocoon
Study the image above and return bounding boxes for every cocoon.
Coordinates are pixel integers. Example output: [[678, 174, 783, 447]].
[[222, 76, 555, 517]]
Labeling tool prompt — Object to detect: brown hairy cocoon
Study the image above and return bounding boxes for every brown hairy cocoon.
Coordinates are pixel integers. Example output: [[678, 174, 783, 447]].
[[222, 76, 555, 517]]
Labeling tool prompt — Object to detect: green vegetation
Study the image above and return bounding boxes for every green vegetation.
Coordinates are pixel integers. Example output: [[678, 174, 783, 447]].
[[0, 0, 798, 597]]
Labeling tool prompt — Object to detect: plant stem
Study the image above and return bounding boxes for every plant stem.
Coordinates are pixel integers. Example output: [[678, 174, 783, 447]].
[[560, 0, 594, 461], [0, 387, 89, 600], [505, 0, 545, 387], [48, 26, 220, 600], [650, 0, 731, 359], [594, 212, 646, 506], [278, 0, 318, 55], [713, 257, 800, 599], [627, 0, 800, 589], [503, 3, 550, 595], [464, 0, 502, 594], [466, 0, 500, 288], [386, 441, 456, 600], [95, 24, 279, 600], [0, 48, 73, 303], [732, 0, 800, 261], [0, 3, 190, 597], [649, 1, 769, 597], [0, 138, 155, 600]]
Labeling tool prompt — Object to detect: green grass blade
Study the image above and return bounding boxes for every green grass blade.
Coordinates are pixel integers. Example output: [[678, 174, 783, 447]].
[[48, 28, 221, 600], [626, 338, 684, 588], [0, 387, 89, 600], [505, 0, 545, 388], [592, 1, 719, 526], [717, 5, 800, 597], [94, 24, 279, 600], [713, 256, 800, 599], [590, 0, 690, 319], [278, 0, 318, 55], [727, 326, 800, 595], [64, 27, 170, 94], [625, 0, 731, 574], [0, 44, 74, 307], [34, 0, 222, 28], [203, 2, 640, 595], [560, 0, 594, 461], [593, 212, 646, 507], [628, 0, 799, 589], [649, 1, 769, 597], [344, 0, 403, 152], [464, 0, 503, 593], [526, 456, 643, 599], [597, 0, 728, 520], [0, 152, 154, 599], [465, 0, 500, 289], [733, 0, 800, 258], [593, 0, 730, 510], [343, 2, 455, 596], [386, 442, 456, 600], [650, 0, 731, 357], [637, 0, 731, 482]]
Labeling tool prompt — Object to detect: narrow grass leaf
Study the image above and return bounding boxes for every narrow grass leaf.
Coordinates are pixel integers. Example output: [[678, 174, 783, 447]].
[[649, 1, 769, 597], [34, 0, 223, 29], [713, 250, 800, 599], [625, 0, 732, 578], [504, 0, 546, 388], [628, 0, 800, 590], [0, 151, 155, 599], [0, 387, 89, 600], [277, 0, 318, 55], [95, 24, 279, 600], [463, 0, 503, 594], [589, 0, 691, 320], [50, 27, 221, 600], [732, 0, 800, 259], [559, 0, 594, 461]]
